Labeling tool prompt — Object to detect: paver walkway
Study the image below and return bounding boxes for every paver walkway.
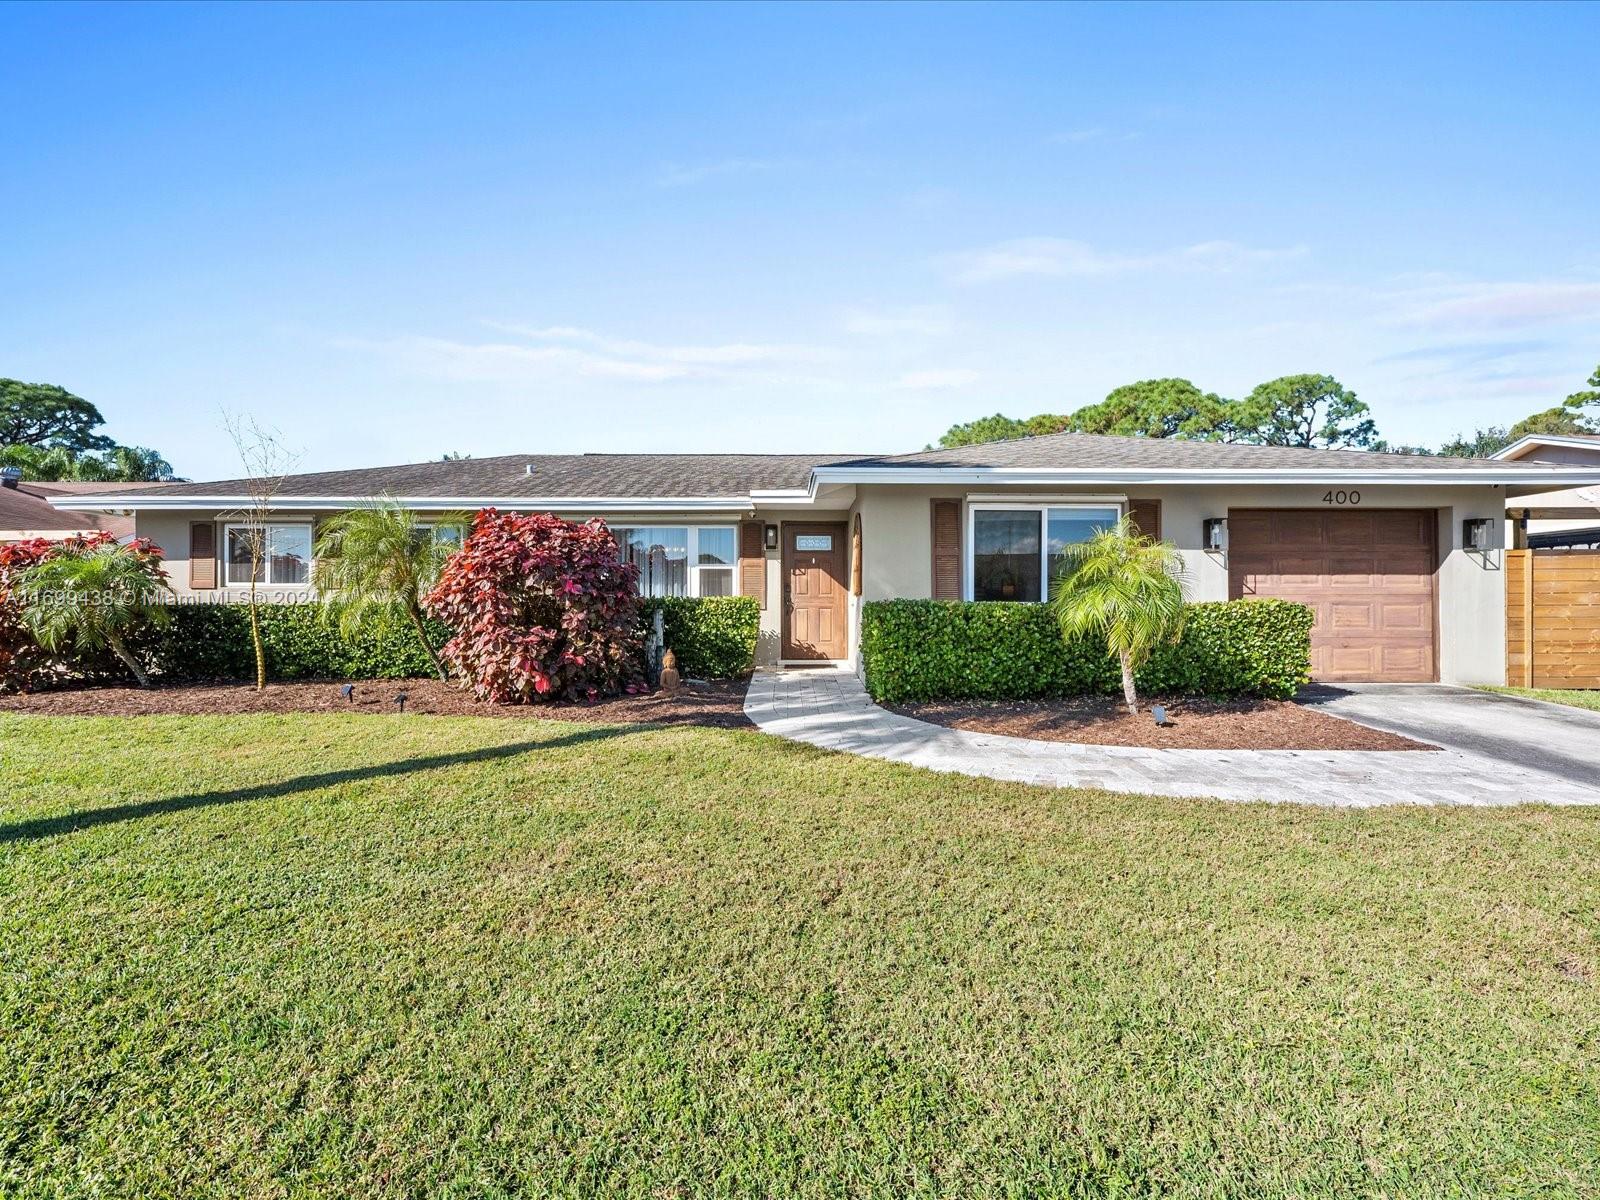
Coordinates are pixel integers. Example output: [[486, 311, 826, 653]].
[[744, 667, 1600, 806]]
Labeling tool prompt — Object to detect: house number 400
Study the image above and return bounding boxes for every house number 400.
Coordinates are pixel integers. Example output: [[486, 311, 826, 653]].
[[1322, 489, 1361, 505]]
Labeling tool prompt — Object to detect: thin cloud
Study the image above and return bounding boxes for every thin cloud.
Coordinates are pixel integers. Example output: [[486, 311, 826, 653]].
[[894, 368, 979, 390], [344, 324, 829, 386], [1391, 281, 1600, 330], [842, 305, 954, 337], [945, 237, 1308, 283], [655, 157, 798, 187], [1372, 340, 1551, 367], [484, 322, 824, 366]]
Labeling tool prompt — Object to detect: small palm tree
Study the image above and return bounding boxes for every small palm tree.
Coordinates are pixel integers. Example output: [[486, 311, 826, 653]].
[[18, 544, 172, 688], [1049, 517, 1187, 716], [312, 500, 467, 681]]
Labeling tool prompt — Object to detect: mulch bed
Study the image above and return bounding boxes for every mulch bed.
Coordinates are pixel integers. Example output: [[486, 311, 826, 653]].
[[888, 694, 1436, 751], [0, 677, 753, 729]]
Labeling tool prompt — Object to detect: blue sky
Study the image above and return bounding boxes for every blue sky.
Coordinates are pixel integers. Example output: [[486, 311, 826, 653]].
[[3, 1, 1598, 478]]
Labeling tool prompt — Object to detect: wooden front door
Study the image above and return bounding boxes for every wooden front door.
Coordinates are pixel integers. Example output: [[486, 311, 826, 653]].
[[1228, 508, 1438, 683], [782, 522, 849, 660]]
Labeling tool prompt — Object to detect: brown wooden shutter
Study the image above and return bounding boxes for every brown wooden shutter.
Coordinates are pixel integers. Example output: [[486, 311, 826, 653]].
[[930, 499, 962, 600], [738, 520, 766, 609], [188, 521, 217, 589], [1127, 498, 1162, 540], [850, 513, 863, 598]]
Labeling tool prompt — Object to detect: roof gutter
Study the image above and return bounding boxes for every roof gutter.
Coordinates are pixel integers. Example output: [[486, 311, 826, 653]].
[[48, 494, 760, 514], [810, 465, 1600, 486]]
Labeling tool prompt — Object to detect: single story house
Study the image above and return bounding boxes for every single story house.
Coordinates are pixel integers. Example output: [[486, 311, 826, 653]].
[[53, 431, 1600, 685], [1492, 433, 1600, 549]]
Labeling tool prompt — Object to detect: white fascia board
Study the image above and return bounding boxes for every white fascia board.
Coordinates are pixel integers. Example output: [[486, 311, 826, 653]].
[[809, 465, 1600, 486], [1489, 434, 1600, 461], [747, 488, 820, 509], [49, 494, 758, 514]]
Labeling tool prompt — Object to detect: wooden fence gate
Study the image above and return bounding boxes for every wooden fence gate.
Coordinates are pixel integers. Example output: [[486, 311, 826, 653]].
[[1507, 548, 1600, 688]]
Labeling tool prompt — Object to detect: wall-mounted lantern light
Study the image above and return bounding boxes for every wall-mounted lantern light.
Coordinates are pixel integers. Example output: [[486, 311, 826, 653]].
[[763, 523, 779, 551], [1463, 517, 1493, 552], [1203, 517, 1228, 552]]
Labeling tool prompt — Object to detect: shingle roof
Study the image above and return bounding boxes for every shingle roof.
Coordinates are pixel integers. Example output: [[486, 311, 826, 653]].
[[143, 453, 859, 499], [78, 432, 1574, 507], [845, 431, 1510, 471], [0, 484, 117, 534]]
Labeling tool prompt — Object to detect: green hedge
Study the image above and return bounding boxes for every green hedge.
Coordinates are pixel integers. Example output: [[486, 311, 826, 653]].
[[860, 598, 1313, 704], [126, 597, 759, 685], [136, 604, 448, 682], [639, 596, 759, 679]]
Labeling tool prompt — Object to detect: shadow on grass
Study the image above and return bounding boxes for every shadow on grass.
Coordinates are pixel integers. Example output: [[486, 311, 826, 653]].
[[0, 725, 637, 845]]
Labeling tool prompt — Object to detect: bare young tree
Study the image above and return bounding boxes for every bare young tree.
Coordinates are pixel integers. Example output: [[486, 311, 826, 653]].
[[220, 413, 302, 690]]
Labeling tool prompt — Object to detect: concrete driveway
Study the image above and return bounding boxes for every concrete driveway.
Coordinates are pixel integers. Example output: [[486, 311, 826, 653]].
[[1297, 684, 1600, 792], [746, 668, 1600, 806]]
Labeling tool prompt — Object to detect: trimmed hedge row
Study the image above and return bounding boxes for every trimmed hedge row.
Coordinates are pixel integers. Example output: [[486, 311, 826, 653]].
[[860, 598, 1313, 703], [118, 596, 761, 685], [639, 596, 760, 679], [135, 604, 448, 682]]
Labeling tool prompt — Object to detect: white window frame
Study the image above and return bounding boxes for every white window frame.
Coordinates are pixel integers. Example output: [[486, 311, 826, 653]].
[[964, 502, 1124, 603], [612, 524, 738, 598], [222, 521, 315, 587]]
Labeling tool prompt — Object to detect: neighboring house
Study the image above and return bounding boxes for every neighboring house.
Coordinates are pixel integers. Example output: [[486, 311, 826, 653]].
[[1491, 433, 1600, 548], [51, 432, 1600, 685], [0, 469, 165, 542]]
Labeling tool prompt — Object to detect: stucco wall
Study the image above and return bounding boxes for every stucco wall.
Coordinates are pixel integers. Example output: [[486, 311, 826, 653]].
[[140, 506, 850, 667], [850, 482, 1510, 686], [139, 486, 1512, 684], [142, 509, 327, 602]]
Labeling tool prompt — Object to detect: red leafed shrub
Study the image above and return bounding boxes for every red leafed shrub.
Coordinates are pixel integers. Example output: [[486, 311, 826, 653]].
[[422, 509, 646, 703], [0, 533, 168, 691]]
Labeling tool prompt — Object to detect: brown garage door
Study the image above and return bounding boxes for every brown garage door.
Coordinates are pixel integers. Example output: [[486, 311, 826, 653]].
[[1229, 509, 1438, 683]]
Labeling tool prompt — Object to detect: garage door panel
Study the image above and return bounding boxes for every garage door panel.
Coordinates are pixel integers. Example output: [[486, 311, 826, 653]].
[[1382, 644, 1432, 677], [1380, 551, 1437, 586], [1326, 555, 1379, 588], [1273, 512, 1328, 545], [1374, 510, 1434, 548], [1379, 602, 1431, 632], [1329, 601, 1377, 631], [1275, 559, 1327, 588], [1328, 512, 1376, 545], [1324, 644, 1381, 679], [1228, 508, 1436, 683], [1230, 558, 1278, 595]]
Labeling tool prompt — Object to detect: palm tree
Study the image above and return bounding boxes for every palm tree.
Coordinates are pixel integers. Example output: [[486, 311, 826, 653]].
[[1049, 517, 1187, 716], [18, 543, 172, 688], [312, 499, 467, 681]]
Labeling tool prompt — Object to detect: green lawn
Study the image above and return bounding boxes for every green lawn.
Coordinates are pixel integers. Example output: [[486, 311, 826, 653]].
[[2, 713, 1598, 1198], [1478, 685, 1600, 714]]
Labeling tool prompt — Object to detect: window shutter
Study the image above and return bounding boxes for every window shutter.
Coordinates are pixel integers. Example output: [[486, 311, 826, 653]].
[[1128, 498, 1162, 540], [851, 513, 863, 598], [930, 499, 962, 600], [738, 520, 766, 609], [189, 521, 217, 589]]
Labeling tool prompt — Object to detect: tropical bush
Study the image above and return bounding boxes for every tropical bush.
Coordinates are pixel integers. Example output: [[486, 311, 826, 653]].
[[860, 597, 1313, 704], [639, 596, 759, 679], [1049, 518, 1187, 714], [423, 509, 645, 702], [0, 533, 168, 691], [16, 541, 174, 687], [313, 499, 468, 681]]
